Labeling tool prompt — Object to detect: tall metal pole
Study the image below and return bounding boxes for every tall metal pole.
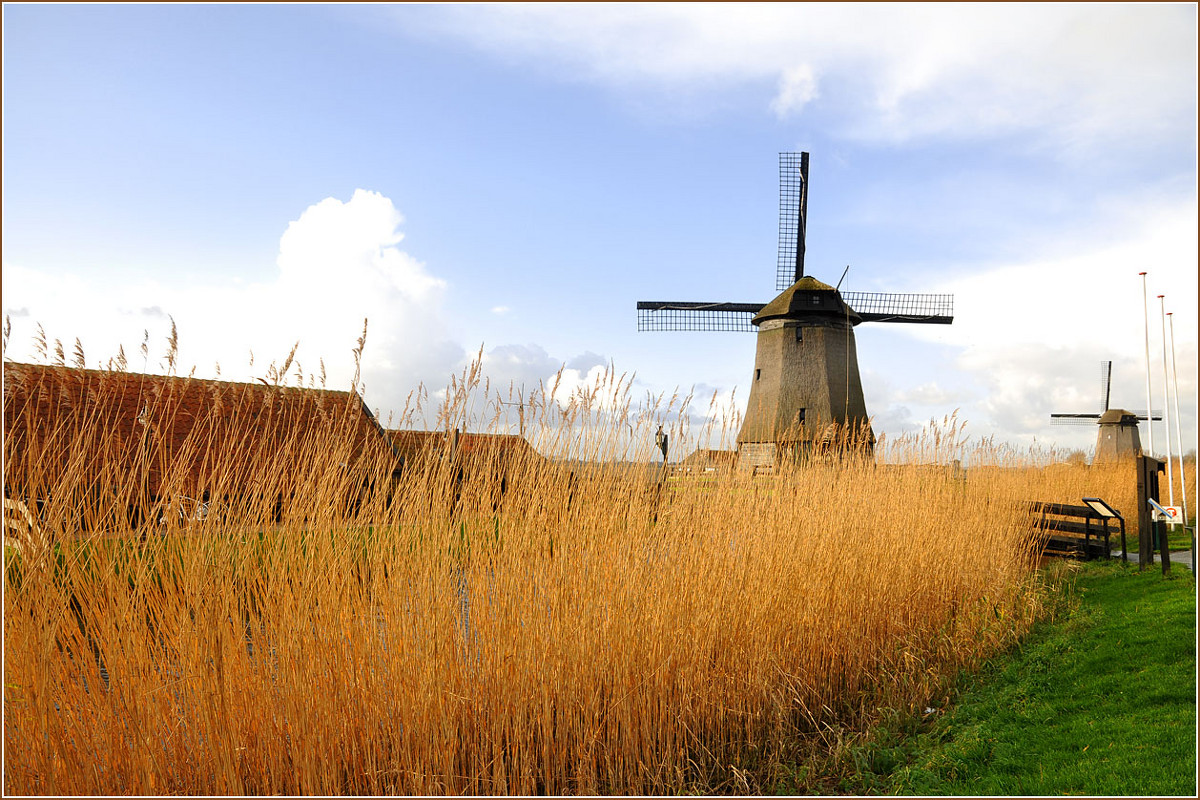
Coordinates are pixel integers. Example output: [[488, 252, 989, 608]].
[[1159, 296, 1176, 511], [1140, 272, 1155, 457], [1166, 313, 1188, 517], [1167, 312, 1193, 572]]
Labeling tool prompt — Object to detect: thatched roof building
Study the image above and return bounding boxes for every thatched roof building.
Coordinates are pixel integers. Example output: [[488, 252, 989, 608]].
[[2, 362, 400, 508], [678, 448, 737, 472], [386, 429, 540, 470]]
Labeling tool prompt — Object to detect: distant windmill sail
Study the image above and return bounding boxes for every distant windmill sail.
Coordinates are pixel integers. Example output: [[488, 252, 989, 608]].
[[1050, 360, 1161, 425], [1047, 360, 1167, 463], [1101, 360, 1112, 412]]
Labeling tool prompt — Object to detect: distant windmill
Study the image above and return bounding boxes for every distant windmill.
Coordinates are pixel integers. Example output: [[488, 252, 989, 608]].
[[1050, 360, 1162, 463], [637, 152, 954, 470]]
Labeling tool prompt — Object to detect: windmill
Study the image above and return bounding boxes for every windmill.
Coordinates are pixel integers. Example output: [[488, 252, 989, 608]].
[[1050, 360, 1161, 463], [637, 152, 954, 470]]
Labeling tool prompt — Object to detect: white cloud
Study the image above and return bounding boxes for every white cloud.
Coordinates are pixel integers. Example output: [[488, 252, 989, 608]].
[[412, 4, 1195, 153], [276, 190, 445, 306], [923, 198, 1197, 356], [2, 190, 465, 419], [689, 384, 744, 446], [893, 381, 963, 407], [546, 363, 622, 412], [770, 64, 819, 118], [266, 190, 462, 411], [480, 343, 561, 394], [883, 197, 1200, 452]]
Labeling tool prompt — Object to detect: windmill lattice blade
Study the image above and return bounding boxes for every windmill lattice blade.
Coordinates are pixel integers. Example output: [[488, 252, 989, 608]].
[[842, 291, 954, 324], [1100, 360, 1112, 412], [637, 302, 759, 332], [1050, 413, 1102, 426], [776, 152, 808, 291]]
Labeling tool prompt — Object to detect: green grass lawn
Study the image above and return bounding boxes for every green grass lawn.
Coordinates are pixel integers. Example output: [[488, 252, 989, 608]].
[[861, 560, 1196, 796], [1166, 524, 1194, 552]]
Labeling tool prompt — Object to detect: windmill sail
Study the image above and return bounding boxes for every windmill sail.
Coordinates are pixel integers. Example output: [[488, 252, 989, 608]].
[[841, 292, 954, 324], [1050, 410, 1162, 425], [776, 152, 809, 291], [1100, 360, 1112, 412], [637, 291, 953, 332], [1048, 413, 1105, 426], [636, 302, 758, 332], [1050, 360, 1162, 424]]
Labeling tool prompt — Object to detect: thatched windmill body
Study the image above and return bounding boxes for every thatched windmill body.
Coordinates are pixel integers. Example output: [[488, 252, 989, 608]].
[[637, 153, 954, 469], [1050, 360, 1161, 463]]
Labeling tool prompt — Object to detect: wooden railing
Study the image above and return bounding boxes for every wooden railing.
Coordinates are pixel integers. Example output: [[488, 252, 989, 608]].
[[1025, 500, 1126, 561]]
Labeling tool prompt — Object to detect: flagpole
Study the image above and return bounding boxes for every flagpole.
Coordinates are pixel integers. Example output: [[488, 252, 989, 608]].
[[1140, 272, 1155, 457], [1159, 295, 1176, 511], [1166, 311, 1193, 572]]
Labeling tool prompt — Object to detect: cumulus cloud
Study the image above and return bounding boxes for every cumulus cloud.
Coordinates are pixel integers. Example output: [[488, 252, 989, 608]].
[[266, 189, 463, 411], [2, 190, 465, 420], [546, 364, 612, 406], [276, 190, 445, 305], [480, 343, 562, 394], [566, 351, 608, 374], [859, 363, 955, 442]]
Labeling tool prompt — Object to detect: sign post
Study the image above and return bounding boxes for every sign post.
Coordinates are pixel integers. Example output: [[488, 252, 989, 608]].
[[1082, 497, 1125, 563], [1147, 498, 1172, 575]]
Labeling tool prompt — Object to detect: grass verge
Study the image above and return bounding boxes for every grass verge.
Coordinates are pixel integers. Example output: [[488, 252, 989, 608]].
[[843, 560, 1196, 796]]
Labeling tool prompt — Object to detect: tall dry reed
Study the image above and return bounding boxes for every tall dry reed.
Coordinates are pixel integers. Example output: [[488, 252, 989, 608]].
[[4, 352, 1179, 795]]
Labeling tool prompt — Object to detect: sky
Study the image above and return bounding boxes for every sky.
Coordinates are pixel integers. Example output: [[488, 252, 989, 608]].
[[3, 3, 1197, 462]]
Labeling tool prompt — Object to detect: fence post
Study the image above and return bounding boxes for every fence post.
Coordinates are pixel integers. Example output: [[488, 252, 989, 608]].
[[1115, 516, 1124, 562], [1136, 455, 1167, 572], [1158, 516, 1170, 575], [1137, 456, 1152, 569]]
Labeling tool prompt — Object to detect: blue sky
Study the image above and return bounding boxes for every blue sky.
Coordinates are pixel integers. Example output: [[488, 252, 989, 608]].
[[3, 3, 1196, 460]]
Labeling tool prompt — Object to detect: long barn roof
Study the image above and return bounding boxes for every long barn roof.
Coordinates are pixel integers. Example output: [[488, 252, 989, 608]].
[[3, 362, 399, 498], [386, 429, 539, 462]]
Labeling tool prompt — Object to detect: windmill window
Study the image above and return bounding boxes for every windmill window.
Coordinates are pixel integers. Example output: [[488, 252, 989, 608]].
[[795, 327, 803, 342], [810, 296, 820, 305], [798, 408, 806, 424], [755, 369, 761, 381]]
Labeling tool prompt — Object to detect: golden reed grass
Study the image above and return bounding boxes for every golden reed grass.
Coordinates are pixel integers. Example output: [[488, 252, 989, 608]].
[[3, 350, 1191, 795]]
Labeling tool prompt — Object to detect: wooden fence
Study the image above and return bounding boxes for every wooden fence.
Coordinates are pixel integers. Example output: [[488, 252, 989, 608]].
[[1026, 500, 1124, 561]]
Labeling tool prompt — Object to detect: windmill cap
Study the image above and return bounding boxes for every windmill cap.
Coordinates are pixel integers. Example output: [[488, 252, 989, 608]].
[[752, 275, 862, 325], [1099, 408, 1139, 425]]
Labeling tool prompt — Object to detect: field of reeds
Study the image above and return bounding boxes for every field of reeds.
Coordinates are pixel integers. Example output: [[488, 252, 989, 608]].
[[3, 351, 1191, 795]]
